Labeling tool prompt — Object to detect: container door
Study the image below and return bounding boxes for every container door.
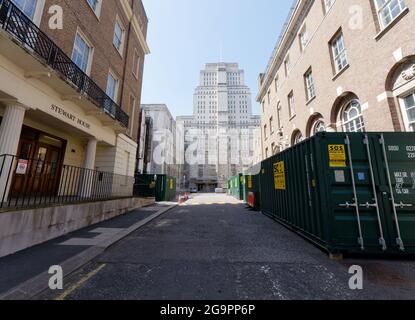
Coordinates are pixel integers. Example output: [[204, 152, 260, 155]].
[[326, 133, 388, 252], [373, 133, 415, 253]]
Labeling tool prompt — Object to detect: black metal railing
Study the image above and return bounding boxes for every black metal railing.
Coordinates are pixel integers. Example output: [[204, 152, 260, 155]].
[[0, 154, 134, 210], [0, 0, 129, 127]]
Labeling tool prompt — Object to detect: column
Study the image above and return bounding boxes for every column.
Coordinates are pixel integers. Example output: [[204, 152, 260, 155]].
[[0, 103, 27, 204], [79, 138, 97, 198]]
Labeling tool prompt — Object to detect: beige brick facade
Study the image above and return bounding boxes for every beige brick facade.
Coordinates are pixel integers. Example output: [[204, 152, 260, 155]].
[[257, 0, 415, 159]]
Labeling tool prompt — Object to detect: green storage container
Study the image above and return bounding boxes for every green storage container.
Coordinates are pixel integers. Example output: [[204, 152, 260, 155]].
[[228, 174, 244, 200], [260, 132, 415, 255], [134, 174, 176, 202], [134, 174, 156, 198], [243, 164, 261, 210], [155, 175, 177, 202]]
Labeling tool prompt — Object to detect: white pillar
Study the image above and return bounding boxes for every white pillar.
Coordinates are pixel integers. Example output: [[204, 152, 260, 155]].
[[79, 138, 97, 198], [0, 103, 26, 203], [84, 138, 97, 170]]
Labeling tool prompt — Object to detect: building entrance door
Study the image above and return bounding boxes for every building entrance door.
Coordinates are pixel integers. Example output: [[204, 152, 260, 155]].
[[10, 127, 65, 198]]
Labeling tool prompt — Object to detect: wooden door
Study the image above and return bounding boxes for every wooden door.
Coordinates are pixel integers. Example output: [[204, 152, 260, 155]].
[[29, 144, 62, 196]]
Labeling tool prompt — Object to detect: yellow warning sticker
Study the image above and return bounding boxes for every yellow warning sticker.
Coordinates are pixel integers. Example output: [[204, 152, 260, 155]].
[[248, 175, 253, 189], [274, 161, 286, 190], [328, 145, 347, 168], [170, 179, 174, 190]]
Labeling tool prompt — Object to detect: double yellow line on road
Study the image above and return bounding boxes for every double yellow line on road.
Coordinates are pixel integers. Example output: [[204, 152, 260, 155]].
[[55, 263, 107, 300]]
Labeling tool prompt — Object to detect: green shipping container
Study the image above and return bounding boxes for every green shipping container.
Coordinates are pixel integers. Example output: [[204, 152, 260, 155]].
[[243, 164, 261, 210], [260, 132, 415, 255], [134, 174, 177, 202]]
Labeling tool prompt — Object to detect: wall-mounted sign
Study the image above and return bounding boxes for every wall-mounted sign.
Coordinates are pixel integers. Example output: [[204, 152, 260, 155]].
[[16, 159, 28, 175], [50, 105, 91, 130]]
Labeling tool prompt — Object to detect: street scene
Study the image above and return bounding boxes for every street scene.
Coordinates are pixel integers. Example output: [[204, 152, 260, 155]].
[[0, 0, 415, 305]]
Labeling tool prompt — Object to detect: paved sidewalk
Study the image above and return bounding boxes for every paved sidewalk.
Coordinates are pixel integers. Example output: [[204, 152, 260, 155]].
[[0, 202, 176, 299]]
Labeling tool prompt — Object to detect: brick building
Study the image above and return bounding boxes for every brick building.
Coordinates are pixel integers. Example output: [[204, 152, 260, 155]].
[[257, 0, 415, 159], [0, 0, 150, 257]]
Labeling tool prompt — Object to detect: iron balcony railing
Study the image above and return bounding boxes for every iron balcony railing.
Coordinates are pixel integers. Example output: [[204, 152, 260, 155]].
[[0, 0, 129, 127], [0, 154, 134, 210]]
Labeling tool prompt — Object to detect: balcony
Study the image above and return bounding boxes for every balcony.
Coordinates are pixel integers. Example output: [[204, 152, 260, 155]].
[[0, 0, 129, 129]]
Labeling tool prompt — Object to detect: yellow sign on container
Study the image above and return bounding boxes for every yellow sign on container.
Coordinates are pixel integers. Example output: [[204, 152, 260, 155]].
[[328, 145, 347, 167], [248, 175, 253, 189], [274, 161, 286, 190]]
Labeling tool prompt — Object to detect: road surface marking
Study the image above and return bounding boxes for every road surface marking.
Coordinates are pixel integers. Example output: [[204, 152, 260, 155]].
[[55, 263, 107, 301]]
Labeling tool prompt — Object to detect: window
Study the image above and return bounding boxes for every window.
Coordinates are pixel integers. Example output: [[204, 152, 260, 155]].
[[106, 71, 119, 102], [71, 31, 93, 74], [313, 120, 326, 134], [342, 100, 365, 132], [288, 91, 295, 118], [277, 104, 282, 129], [12, 0, 37, 19], [294, 132, 304, 144], [267, 90, 271, 104], [132, 49, 141, 78], [86, 0, 102, 17], [274, 75, 279, 93], [264, 125, 268, 139], [374, 0, 406, 29], [265, 148, 269, 158], [270, 117, 274, 134], [402, 92, 415, 132], [113, 19, 125, 54], [323, 0, 335, 13], [304, 69, 316, 101], [299, 24, 309, 51], [284, 55, 291, 76], [331, 32, 348, 74]]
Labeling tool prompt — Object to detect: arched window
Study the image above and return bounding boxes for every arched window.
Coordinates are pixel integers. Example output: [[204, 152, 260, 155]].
[[313, 120, 326, 134], [293, 131, 304, 145], [342, 100, 365, 132]]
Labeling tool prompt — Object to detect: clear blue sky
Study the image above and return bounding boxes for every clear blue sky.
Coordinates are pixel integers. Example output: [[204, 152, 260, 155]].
[[141, 0, 294, 118]]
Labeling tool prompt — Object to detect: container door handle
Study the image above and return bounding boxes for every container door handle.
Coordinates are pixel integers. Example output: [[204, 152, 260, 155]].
[[345, 135, 365, 251], [364, 135, 387, 251], [379, 134, 405, 251]]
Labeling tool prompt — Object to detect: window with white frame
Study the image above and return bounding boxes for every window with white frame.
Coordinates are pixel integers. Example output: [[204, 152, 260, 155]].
[[313, 120, 326, 134], [294, 132, 304, 144], [374, 0, 406, 29], [342, 100, 365, 132], [323, 0, 335, 14], [12, 0, 37, 19], [288, 91, 295, 118], [402, 92, 415, 132], [304, 69, 316, 101], [299, 24, 309, 51], [331, 32, 348, 74], [71, 31, 93, 74], [113, 19, 125, 54], [106, 71, 119, 102], [86, 0, 102, 17]]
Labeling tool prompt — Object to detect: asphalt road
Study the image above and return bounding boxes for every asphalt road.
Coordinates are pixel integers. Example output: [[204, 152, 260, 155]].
[[38, 194, 415, 300]]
